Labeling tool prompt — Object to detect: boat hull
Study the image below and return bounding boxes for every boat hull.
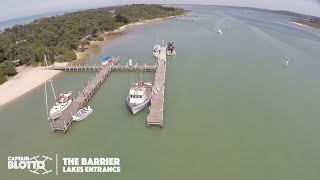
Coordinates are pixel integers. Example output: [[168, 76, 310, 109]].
[[166, 51, 176, 56], [127, 95, 152, 114], [50, 99, 72, 120]]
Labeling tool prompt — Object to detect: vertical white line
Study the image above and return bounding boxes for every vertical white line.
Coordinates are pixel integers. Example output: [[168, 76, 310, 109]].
[[56, 154, 58, 176]]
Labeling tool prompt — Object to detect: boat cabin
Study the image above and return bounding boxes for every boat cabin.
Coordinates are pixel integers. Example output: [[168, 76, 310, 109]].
[[129, 87, 146, 104], [153, 45, 160, 52], [166, 42, 175, 51]]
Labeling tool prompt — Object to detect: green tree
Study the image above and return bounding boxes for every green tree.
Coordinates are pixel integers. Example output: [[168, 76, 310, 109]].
[[0, 73, 6, 85], [0, 61, 17, 76]]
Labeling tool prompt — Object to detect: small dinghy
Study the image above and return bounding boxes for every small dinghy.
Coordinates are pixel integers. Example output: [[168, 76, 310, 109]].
[[72, 106, 93, 121]]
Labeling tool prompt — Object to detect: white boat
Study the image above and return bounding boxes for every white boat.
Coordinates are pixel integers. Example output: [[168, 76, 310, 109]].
[[153, 33, 161, 57], [50, 98, 72, 120], [285, 58, 289, 67], [72, 106, 93, 121], [166, 41, 176, 56], [217, 29, 222, 34], [153, 45, 161, 57], [127, 81, 153, 114], [102, 56, 114, 65], [43, 55, 73, 120], [49, 91, 72, 120], [55, 92, 72, 105]]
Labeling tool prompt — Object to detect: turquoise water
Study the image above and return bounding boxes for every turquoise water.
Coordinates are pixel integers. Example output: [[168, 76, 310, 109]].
[[1, 5, 320, 179]]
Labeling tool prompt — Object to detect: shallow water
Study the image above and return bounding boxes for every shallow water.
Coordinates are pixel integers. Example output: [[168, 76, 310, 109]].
[[0, 5, 320, 180]]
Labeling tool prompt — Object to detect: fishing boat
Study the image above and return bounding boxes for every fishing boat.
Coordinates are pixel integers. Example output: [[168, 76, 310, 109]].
[[166, 41, 176, 56], [127, 81, 153, 114], [102, 56, 114, 65], [72, 106, 93, 121]]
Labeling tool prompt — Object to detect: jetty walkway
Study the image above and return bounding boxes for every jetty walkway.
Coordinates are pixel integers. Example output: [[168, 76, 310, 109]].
[[147, 47, 166, 127], [49, 63, 157, 72]]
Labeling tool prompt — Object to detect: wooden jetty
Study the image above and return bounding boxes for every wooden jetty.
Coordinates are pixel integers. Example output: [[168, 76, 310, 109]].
[[50, 61, 118, 132], [49, 60, 159, 132], [147, 47, 167, 127], [49, 63, 157, 72]]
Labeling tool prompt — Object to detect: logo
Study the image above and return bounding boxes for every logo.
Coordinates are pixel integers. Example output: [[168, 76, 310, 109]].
[[8, 156, 52, 174]]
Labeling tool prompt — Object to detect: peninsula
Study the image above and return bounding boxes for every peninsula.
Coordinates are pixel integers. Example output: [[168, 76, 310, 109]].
[[0, 4, 185, 106], [0, 4, 185, 85]]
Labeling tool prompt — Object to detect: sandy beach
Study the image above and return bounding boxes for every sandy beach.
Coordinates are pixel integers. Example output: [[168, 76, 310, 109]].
[[0, 16, 178, 107], [291, 21, 313, 28], [0, 62, 68, 106]]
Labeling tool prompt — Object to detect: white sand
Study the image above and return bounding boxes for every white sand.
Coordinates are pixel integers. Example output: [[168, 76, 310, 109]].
[[0, 62, 68, 106], [292, 21, 312, 28]]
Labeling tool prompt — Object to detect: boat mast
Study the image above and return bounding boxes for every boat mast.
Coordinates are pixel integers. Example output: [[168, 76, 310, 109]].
[[43, 56, 49, 120], [44, 81, 49, 119], [45, 54, 57, 100], [157, 32, 159, 45]]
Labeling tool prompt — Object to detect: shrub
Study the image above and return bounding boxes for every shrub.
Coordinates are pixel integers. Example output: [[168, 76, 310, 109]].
[[97, 36, 104, 41]]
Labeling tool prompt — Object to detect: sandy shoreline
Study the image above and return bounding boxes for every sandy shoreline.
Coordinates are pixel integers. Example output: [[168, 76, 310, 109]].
[[0, 16, 178, 107], [0, 62, 68, 106], [291, 21, 313, 28]]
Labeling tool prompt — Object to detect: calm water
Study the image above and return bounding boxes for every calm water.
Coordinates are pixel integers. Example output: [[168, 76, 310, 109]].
[[1, 5, 320, 180]]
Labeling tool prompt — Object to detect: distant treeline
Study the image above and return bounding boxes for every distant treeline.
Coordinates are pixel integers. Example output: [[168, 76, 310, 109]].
[[215, 5, 320, 19], [0, 4, 185, 84]]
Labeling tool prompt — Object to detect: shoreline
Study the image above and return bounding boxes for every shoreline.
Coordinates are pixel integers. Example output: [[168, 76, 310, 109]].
[[291, 21, 316, 29], [74, 15, 178, 63], [0, 15, 180, 107], [0, 62, 68, 107]]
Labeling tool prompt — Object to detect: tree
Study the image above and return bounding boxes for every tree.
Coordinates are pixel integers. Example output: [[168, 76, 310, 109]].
[[0, 61, 17, 76], [0, 73, 6, 85], [115, 14, 128, 24]]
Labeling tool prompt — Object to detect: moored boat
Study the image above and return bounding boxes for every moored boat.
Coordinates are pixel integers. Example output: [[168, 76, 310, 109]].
[[153, 45, 161, 57], [166, 41, 176, 56], [127, 81, 153, 114], [55, 92, 72, 105], [102, 55, 114, 65], [49, 96, 72, 120], [72, 106, 93, 121]]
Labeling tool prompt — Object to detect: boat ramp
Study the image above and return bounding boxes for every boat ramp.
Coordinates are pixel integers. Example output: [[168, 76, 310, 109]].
[[48, 50, 167, 133]]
